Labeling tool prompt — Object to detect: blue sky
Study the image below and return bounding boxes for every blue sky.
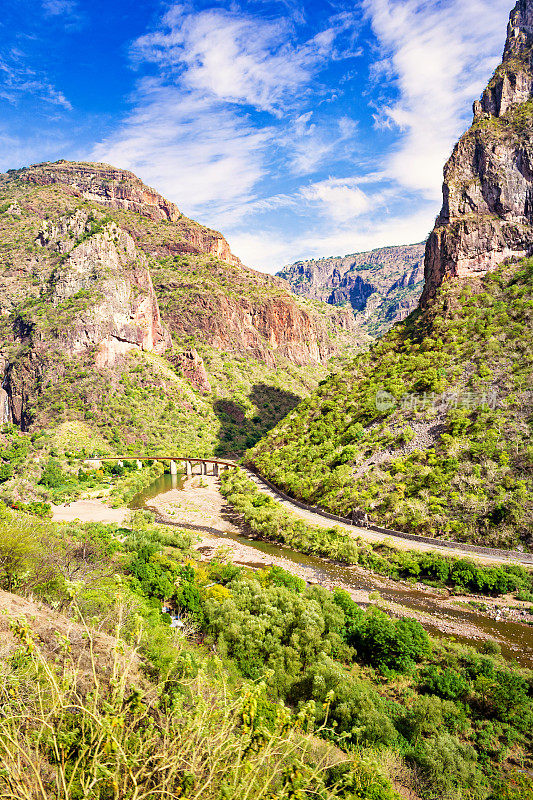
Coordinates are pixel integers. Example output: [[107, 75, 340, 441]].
[[1, 0, 512, 272]]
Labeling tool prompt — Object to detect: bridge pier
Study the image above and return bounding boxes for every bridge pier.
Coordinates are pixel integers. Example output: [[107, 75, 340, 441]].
[[136, 459, 143, 470], [202, 461, 208, 475], [170, 460, 178, 475], [213, 462, 219, 477], [184, 460, 192, 477]]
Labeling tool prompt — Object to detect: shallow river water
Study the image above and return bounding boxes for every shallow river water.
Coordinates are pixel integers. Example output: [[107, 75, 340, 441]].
[[130, 473, 533, 668]]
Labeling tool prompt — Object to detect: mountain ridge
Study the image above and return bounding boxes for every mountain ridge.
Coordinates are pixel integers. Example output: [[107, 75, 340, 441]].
[[249, 0, 533, 548], [278, 242, 425, 337], [0, 160, 363, 476]]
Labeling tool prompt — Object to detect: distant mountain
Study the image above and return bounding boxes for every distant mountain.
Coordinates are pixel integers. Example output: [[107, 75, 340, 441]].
[[278, 242, 425, 337]]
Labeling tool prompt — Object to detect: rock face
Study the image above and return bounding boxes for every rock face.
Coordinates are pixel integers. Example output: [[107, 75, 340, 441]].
[[3, 210, 172, 427], [163, 290, 358, 368], [36, 211, 171, 367], [278, 243, 425, 336], [0, 160, 364, 430], [175, 349, 211, 394], [19, 161, 242, 268], [422, 0, 533, 304]]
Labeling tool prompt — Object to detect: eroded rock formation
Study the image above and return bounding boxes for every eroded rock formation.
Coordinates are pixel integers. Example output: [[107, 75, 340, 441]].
[[20, 161, 242, 267], [279, 243, 425, 336], [36, 211, 171, 366], [423, 0, 533, 303]]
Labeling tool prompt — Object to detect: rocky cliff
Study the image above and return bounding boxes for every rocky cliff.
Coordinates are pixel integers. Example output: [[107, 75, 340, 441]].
[[0, 161, 362, 443], [423, 0, 533, 303], [19, 161, 242, 267], [250, 1, 533, 548], [278, 243, 425, 337]]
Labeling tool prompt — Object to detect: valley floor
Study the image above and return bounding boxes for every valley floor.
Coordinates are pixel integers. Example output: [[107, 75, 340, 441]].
[[146, 476, 533, 661], [51, 498, 129, 524], [49, 473, 533, 664]]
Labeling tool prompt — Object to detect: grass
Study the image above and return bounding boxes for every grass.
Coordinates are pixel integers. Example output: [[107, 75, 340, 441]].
[[220, 468, 533, 596], [0, 616, 352, 800]]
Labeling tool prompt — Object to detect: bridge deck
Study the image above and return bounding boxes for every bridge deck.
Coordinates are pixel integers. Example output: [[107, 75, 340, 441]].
[[90, 456, 237, 466]]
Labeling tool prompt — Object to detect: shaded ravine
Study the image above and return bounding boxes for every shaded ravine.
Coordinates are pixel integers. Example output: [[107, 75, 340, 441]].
[[130, 473, 533, 668]]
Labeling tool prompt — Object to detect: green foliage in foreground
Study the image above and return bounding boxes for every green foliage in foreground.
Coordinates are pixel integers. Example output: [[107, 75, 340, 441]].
[[249, 261, 533, 548], [2, 616, 379, 800], [220, 469, 533, 597], [126, 531, 533, 799], [0, 503, 532, 798]]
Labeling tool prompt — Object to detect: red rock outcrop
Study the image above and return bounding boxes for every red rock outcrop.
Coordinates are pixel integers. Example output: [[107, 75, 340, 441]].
[[19, 161, 241, 268], [175, 349, 212, 393], [163, 292, 358, 368], [422, 0, 533, 304], [4, 160, 361, 375]]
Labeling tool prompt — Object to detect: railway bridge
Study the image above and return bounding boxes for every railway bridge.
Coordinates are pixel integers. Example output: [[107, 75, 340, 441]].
[[85, 455, 237, 477]]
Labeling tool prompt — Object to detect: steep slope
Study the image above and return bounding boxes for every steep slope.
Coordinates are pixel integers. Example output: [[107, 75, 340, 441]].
[[278, 243, 425, 337], [423, 0, 533, 303], [248, 1, 533, 550], [0, 161, 361, 472]]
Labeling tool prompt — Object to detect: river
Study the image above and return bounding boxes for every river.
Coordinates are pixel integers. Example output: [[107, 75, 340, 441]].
[[130, 472, 533, 668]]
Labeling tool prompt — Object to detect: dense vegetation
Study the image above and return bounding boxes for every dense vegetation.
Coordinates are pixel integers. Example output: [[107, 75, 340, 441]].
[[249, 261, 533, 549], [220, 469, 533, 596], [0, 504, 531, 798], [0, 421, 167, 509]]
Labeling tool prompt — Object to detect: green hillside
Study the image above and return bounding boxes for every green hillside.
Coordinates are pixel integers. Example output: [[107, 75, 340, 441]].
[[0, 165, 356, 504], [248, 260, 533, 549]]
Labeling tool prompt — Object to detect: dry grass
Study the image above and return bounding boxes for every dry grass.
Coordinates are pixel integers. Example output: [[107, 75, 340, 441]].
[[0, 609, 353, 800]]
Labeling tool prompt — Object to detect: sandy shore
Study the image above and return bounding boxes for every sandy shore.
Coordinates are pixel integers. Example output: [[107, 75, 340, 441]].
[[52, 499, 129, 525]]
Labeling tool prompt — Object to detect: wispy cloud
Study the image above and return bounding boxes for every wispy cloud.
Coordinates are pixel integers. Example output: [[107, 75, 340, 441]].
[[91, 0, 512, 273], [229, 206, 432, 272], [0, 56, 72, 109], [93, 80, 271, 218], [42, 0, 78, 14], [93, 3, 361, 226], [363, 0, 511, 199], [301, 176, 380, 223]]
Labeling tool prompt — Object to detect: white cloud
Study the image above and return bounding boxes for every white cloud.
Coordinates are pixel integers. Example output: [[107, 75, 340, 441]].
[[363, 0, 511, 199], [93, 4, 360, 226], [301, 177, 373, 222], [229, 205, 432, 272], [92, 81, 271, 219], [91, 0, 513, 274], [0, 55, 72, 110], [283, 112, 359, 175], [42, 0, 78, 14], [132, 6, 340, 117], [0, 126, 73, 173]]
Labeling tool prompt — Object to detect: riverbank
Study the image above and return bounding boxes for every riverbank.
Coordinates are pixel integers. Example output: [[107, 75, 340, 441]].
[[51, 499, 129, 524], [146, 475, 533, 658]]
